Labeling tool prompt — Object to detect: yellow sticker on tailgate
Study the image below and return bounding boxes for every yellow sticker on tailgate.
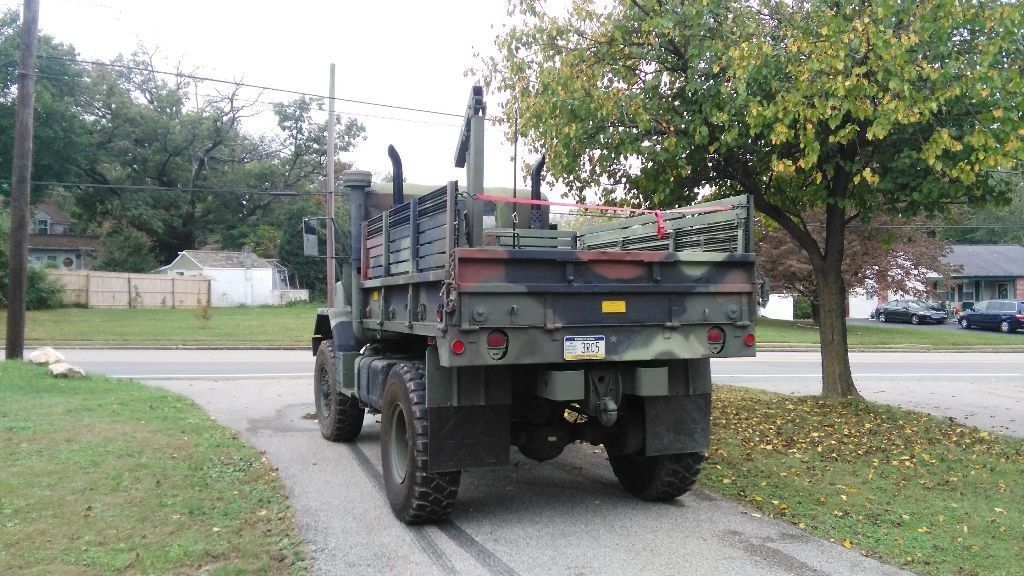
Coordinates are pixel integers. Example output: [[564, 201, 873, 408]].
[[602, 300, 626, 313]]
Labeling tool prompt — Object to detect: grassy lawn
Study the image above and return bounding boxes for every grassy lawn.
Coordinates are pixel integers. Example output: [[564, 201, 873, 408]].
[[703, 385, 1024, 576], [2, 306, 1021, 348], [1, 304, 320, 347], [0, 362, 306, 575], [758, 318, 1024, 348]]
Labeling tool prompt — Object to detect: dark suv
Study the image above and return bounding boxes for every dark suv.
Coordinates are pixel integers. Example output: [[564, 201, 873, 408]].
[[959, 300, 1024, 333]]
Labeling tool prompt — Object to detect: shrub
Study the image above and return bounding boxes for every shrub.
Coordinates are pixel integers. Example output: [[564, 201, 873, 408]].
[[793, 296, 814, 320], [0, 264, 66, 310], [0, 211, 66, 310]]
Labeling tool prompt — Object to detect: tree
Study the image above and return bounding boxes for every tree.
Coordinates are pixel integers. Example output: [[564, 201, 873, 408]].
[[95, 223, 158, 272], [72, 49, 260, 261], [758, 213, 953, 322], [72, 52, 365, 265], [0, 9, 90, 203], [940, 174, 1024, 246], [487, 0, 1024, 397]]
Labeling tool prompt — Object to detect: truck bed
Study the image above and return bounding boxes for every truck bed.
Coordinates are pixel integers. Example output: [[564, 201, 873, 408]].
[[355, 185, 756, 366]]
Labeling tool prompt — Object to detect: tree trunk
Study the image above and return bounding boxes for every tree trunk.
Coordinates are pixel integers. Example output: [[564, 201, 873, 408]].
[[810, 299, 820, 324], [816, 266, 860, 398]]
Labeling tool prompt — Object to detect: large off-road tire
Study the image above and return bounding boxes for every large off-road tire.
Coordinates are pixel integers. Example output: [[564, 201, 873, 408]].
[[314, 340, 364, 442], [381, 363, 461, 524], [609, 452, 705, 502]]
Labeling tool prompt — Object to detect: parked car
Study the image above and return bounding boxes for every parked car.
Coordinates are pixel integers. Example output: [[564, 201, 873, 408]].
[[875, 299, 949, 325], [958, 300, 1024, 333]]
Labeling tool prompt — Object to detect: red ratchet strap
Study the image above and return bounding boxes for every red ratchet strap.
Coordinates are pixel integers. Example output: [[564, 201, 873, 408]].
[[471, 194, 734, 240]]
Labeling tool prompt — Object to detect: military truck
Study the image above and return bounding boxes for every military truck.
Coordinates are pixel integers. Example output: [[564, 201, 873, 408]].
[[311, 86, 757, 524]]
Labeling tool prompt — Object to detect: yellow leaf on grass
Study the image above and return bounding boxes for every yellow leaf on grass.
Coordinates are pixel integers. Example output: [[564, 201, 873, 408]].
[[917, 526, 930, 533], [842, 539, 853, 549]]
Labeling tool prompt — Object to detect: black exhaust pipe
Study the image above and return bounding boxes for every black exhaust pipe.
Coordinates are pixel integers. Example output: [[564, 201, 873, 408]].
[[529, 154, 546, 229], [530, 153, 546, 201], [387, 144, 404, 205]]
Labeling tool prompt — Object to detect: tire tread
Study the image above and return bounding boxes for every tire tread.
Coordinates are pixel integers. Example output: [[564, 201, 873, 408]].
[[609, 452, 705, 502], [385, 363, 460, 524], [316, 340, 364, 442]]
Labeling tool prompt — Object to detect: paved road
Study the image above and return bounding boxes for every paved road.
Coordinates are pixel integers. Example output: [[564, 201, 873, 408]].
[[68, 348, 1024, 437], [717, 351, 1024, 437], [48, 348, 916, 576]]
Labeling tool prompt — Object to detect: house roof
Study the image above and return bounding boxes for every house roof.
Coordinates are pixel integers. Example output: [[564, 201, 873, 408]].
[[27, 234, 100, 250], [167, 250, 274, 270], [943, 244, 1024, 278], [31, 201, 72, 225]]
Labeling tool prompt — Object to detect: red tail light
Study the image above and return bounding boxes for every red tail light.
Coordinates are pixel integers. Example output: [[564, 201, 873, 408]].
[[707, 327, 726, 354], [744, 333, 756, 347], [486, 330, 509, 360], [486, 330, 507, 348], [1016, 314, 1024, 322], [451, 339, 465, 355]]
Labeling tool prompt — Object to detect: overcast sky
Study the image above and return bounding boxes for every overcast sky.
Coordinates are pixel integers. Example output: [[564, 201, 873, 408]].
[[30, 0, 541, 190]]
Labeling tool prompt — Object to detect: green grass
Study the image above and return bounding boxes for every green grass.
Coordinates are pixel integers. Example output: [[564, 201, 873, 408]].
[[2, 306, 1021, 348], [702, 385, 1024, 576], [0, 362, 307, 575], [758, 318, 1024, 348], [1, 304, 320, 347]]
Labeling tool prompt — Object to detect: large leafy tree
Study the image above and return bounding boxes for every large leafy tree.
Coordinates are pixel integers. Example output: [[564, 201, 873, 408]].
[[0, 9, 90, 202], [487, 0, 1024, 397], [72, 50, 260, 261], [940, 174, 1024, 246], [759, 213, 953, 322], [72, 52, 365, 265]]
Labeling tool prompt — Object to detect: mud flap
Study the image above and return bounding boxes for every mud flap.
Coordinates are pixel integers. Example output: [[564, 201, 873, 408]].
[[642, 393, 711, 455], [428, 405, 510, 472]]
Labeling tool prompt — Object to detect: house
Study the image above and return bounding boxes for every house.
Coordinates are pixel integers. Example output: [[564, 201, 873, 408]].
[[157, 248, 309, 307], [847, 244, 1024, 318], [27, 202, 99, 269], [929, 244, 1024, 310]]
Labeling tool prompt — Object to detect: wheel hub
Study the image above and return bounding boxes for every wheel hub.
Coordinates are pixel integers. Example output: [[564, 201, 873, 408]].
[[388, 404, 409, 483]]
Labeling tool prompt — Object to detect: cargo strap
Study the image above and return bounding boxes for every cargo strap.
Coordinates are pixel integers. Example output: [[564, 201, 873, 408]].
[[471, 194, 734, 240]]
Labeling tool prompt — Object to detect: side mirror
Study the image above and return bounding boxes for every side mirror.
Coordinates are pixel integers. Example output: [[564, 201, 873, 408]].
[[303, 218, 320, 257]]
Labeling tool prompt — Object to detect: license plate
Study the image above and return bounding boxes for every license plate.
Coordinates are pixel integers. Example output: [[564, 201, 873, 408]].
[[563, 336, 605, 360]]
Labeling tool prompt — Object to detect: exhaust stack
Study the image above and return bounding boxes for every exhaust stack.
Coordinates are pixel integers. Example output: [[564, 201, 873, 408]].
[[387, 144, 404, 205]]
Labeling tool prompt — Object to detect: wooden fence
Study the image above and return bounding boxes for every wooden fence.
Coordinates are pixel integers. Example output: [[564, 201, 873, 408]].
[[51, 270, 210, 309]]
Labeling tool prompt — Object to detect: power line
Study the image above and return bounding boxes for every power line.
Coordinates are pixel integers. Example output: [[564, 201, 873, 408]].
[[38, 54, 470, 120], [29, 70, 463, 127], [29, 180, 325, 196]]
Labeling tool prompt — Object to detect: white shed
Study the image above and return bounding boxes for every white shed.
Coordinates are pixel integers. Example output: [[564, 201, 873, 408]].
[[157, 249, 308, 307]]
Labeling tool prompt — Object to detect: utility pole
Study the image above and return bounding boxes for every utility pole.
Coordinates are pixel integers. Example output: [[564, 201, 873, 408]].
[[325, 63, 337, 308], [5, 0, 40, 362]]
